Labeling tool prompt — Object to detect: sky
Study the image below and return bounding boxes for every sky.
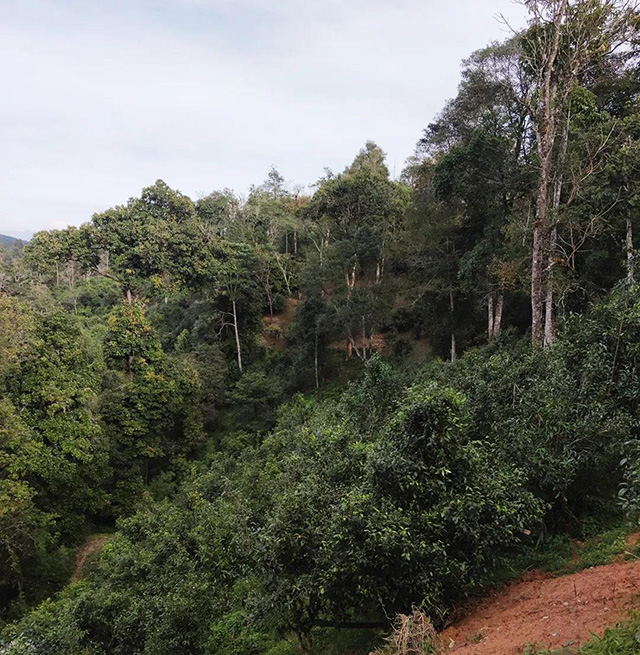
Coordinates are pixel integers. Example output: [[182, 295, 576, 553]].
[[0, 0, 528, 239]]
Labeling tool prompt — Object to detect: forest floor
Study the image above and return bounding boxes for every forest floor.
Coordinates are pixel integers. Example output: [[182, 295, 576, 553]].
[[441, 534, 640, 654], [70, 534, 111, 583]]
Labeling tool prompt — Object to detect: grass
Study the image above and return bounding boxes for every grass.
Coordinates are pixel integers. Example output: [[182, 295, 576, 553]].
[[494, 522, 640, 587], [526, 613, 640, 654]]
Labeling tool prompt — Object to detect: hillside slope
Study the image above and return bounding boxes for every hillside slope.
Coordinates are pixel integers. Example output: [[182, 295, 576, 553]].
[[442, 561, 640, 654]]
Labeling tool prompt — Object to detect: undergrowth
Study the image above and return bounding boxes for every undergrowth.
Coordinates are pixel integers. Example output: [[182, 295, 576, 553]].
[[494, 523, 640, 587]]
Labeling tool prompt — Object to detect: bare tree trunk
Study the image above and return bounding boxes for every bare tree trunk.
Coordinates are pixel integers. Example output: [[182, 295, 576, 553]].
[[544, 107, 569, 348], [274, 253, 292, 296], [293, 229, 298, 256], [346, 263, 356, 298], [529, 0, 566, 347], [126, 288, 133, 305], [449, 289, 457, 361], [544, 225, 557, 348], [488, 294, 495, 339], [532, 151, 551, 347], [232, 299, 243, 372], [627, 219, 634, 284], [494, 294, 504, 339]]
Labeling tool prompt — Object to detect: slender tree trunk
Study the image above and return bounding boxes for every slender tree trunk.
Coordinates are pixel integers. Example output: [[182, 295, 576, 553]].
[[449, 289, 457, 361], [55, 261, 60, 287], [494, 294, 504, 339], [232, 299, 243, 372], [544, 225, 557, 348], [126, 288, 133, 305], [530, 0, 566, 347], [532, 167, 550, 347], [544, 108, 569, 348], [293, 229, 298, 256], [488, 294, 495, 339], [627, 219, 634, 284]]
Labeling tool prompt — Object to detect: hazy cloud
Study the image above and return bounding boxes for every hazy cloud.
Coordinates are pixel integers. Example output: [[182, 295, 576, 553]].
[[0, 0, 527, 236]]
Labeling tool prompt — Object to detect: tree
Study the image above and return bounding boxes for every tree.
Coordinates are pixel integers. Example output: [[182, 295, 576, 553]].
[[515, 0, 637, 345]]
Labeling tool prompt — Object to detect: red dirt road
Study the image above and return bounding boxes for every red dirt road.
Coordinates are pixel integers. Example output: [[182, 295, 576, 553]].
[[441, 561, 640, 654]]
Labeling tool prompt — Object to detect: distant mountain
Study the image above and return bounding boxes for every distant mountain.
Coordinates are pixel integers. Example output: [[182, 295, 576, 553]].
[[0, 234, 26, 246]]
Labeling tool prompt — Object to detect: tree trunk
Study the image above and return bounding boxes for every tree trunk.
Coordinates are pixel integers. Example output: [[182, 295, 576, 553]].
[[544, 225, 557, 348], [296, 630, 313, 655], [126, 288, 133, 305], [530, 0, 566, 347], [232, 299, 243, 372], [488, 294, 495, 339], [494, 294, 504, 339], [532, 177, 549, 347], [544, 106, 569, 348], [627, 219, 634, 284], [449, 289, 457, 361], [293, 229, 298, 256]]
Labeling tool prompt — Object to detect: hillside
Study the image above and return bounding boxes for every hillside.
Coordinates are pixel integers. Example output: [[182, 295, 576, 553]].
[[1, 2, 639, 655], [0, 233, 27, 247]]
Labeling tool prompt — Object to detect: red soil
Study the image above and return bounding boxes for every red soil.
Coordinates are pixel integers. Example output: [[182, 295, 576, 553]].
[[441, 561, 640, 654]]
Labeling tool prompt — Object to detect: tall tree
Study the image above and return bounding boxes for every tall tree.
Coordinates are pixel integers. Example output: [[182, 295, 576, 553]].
[[516, 0, 637, 345]]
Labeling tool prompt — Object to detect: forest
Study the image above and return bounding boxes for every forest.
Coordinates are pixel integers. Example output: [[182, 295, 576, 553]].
[[2, 1, 640, 654]]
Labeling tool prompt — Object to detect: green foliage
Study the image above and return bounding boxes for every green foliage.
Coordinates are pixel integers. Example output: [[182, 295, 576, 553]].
[[2, 10, 640, 651], [104, 302, 163, 373]]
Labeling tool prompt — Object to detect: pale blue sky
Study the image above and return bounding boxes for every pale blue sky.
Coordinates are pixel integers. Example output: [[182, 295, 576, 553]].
[[0, 0, 527, 238]]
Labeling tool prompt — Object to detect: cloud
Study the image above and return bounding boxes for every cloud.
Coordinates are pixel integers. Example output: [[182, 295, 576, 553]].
[[0, 0, 527, 234]]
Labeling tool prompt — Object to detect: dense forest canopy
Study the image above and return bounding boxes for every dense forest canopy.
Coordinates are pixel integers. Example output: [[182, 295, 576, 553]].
[[2, 1, 640, 654]]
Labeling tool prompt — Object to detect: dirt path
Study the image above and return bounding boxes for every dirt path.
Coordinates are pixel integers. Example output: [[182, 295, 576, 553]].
[[70, 534, 110, 583], [441, 561, 640, 654]]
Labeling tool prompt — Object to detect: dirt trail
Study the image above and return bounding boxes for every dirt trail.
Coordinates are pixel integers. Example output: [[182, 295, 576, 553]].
[[71, 534, 110, 583], [441, 560, 640, 654]]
